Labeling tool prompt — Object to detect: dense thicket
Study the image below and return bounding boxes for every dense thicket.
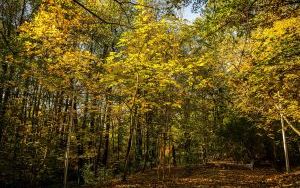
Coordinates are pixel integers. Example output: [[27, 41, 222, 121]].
[[0, 0, 299, 187]]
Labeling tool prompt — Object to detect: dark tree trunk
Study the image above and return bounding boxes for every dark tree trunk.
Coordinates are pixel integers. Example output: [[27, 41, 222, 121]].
[[73, 98, 84, 184], [102, 102, 111, 167], [135, 111, 143, 169], [122, 106, 137, 181]]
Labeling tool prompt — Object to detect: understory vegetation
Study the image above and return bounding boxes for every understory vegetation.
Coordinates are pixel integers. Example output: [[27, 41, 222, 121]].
[[0, 0, 299, 187]]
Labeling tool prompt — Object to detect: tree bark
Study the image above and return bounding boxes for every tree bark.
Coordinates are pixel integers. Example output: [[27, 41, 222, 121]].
[[281, 113, 290, 173], [122, 107, 136, 181], [102, 101, 111, 167], [135, 111, 143, 169], [64, 96, 74, 188]]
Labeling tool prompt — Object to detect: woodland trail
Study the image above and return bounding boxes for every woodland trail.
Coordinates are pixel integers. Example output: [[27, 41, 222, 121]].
[[100, 164, 300, 188]]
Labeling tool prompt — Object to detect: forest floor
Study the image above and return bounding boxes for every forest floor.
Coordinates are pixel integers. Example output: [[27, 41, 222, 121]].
[[99, 162, 300, 188]]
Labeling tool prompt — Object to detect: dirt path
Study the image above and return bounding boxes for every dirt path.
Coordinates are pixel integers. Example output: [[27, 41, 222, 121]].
[[100, 164, 300, 187]]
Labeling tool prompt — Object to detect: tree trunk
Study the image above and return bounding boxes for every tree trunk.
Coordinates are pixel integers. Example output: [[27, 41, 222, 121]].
[[281, 113, 290, 173], [135, 111, 143, 169], [64, 96, 74, 188], [117, 117, 122, 161], [95, 102, 104, 175], [143, 120, 150, 171], [172, 145, 176, 166], [73, 98, 84, 185], [122, 107, 136, 181], [102, 101, 111, 167]]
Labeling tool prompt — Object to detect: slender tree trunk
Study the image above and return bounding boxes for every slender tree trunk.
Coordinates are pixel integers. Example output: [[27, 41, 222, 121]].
[[117, 117, 122, 161], [95, 100, 105, 175], [122, 107, 135, 181], [0, 60, 12, 143], [73, 98, 84, 185], [281, 113, 290, 173], [172, 145, 176, 166], [61, 98, 69, 145], [143, 121, 149, 171], [64, 96, 74, 188], [102, 101, 111, 167], [162, 131, 166, 181], [135, 111, 143, 169], [112, 118, 115, 154], [0, 83, 12, 143]]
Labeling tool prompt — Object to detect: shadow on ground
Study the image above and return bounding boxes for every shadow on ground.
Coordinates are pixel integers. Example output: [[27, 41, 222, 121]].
[[99, 163, 300, 188]]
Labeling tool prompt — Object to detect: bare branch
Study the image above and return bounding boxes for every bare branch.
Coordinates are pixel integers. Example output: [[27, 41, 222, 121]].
[[283, 116, 300, 136], [0, 31, 17, 55], [112, 0, 154, 9], [274, 103, 300, 136], [71, 0, 127, 26]]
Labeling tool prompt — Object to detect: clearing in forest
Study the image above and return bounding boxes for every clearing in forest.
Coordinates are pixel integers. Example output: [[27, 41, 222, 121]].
[[101, 164, 300, 188]]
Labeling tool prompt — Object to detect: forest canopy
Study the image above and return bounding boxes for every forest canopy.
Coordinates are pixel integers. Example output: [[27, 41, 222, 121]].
[[0, 0, 299, 187]]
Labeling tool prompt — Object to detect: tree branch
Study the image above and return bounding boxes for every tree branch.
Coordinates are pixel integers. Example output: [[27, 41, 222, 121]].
[[283, 115, 300, 136], [0, 31, 17, 55], [71, 0, 127, 26], [112, 0, 154, 9], [274, 103, 300, 136]]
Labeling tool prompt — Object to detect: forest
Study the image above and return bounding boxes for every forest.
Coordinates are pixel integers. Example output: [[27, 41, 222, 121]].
[[0, 0, 299, 187]]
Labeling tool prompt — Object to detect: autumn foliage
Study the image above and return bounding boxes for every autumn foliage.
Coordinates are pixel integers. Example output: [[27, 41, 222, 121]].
[[0, 0, 299, 187]]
